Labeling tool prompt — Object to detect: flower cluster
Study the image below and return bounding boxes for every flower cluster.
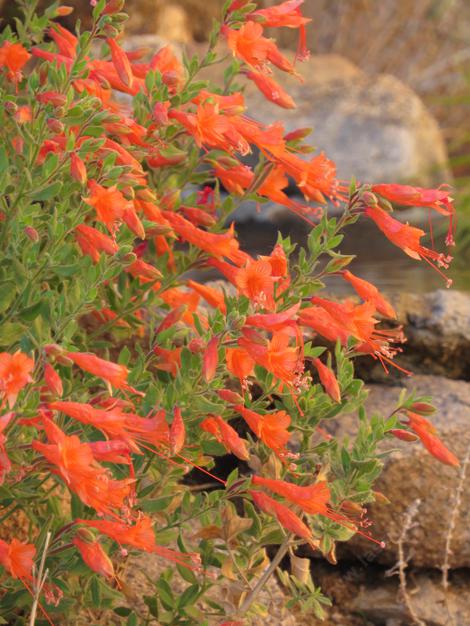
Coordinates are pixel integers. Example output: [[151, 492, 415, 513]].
[[0, 0, 457, 623]]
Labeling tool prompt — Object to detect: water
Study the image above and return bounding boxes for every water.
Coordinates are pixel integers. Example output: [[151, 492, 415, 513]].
[[234, 212, 470, 294]]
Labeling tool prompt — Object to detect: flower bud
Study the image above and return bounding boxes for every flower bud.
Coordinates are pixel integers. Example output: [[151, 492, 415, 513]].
[[47, 118, 64, 134], [217, 389, 243, 404], [5, 101, 18, 115], [188, 338, 204, 353], [55, 5, 74, 16], [103, 0, 125, 15], [389, 428, 419, 442], [409, 401, 436, 416], [24, 226, 39, 242], [70, 153, 87, 185]]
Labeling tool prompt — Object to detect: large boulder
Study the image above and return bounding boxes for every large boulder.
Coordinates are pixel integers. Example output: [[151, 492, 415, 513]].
[[244, 55, 451, 187], [355, 290, 470, 383], [334, 375, 470, 569]]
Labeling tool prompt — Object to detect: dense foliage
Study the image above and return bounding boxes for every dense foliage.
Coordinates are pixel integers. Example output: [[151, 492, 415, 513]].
[[0, 1, 459, 624]]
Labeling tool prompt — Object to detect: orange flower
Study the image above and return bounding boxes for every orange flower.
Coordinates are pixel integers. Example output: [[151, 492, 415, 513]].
[[312, 358, 341, 403], [126, 258, 162, 284], [0, 538, 35, 580], [250, 490, 317, 548], [365, 206, 452, 285], [70, 153, 87, 185], [259, 330, 302, 388], [33, 420, 132, 515], [251, 1, 311, 28], [342, 270, 396, 319], [235, 405, 291, 458], [187, 280, 226, 314], [75, 223, 119, 263], [252, 475, 330, 516], [406, 412, 459, 467], [0, 41, 30, 82], [79, 516, 200, 568], [107, 38, 134, 88], [235, 259, 277, 310], [246, 71, 296, 109], [203, 337, 219, 383], [153, 346, 182, 377], [200, 415, 250, 461], [372, 183, 455, 246], [223, 22, 299, 77], [169, 407, 185, 456], [245, 303, 299, 331], [163, 211, 245, 265], [0, 351, 34, 409], [226, 347, 255, 386], [73, 536, 115, 579], [44, 363, 63, 397], [66, 351, 130, 390], [84, 182, 130, 235], [169, 104, 250, 155]]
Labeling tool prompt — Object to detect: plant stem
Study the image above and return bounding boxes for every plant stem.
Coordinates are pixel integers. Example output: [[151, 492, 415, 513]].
[[29, 531, 52, 626], [237, 533, 291, 616]]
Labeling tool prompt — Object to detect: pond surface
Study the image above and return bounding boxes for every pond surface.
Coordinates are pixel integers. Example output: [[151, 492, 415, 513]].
[[234, 212, 470, 294]]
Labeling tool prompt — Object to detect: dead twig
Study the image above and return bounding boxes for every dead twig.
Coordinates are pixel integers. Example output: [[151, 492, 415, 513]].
[[386, 499, 426, 626]]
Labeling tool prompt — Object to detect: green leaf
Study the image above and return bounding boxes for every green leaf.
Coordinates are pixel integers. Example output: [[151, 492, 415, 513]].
[[32, 181, 62, 202], [178, 584, 199, 609], [0, 284, 17, 314], [156, 577, 174, 610], [0, 322, 25, 346]]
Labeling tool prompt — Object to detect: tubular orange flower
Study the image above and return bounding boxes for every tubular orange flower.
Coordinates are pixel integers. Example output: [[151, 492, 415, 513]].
[[203, 337, 219, 383], [84, 182, 131, 235], [235, 405, 291, 459], [313, 358, 341, 403], [406, 412, 459, 467], [0, 538, 35, 580], [107, 38, 134, 89], [169, 407, 185, 456], [235, 259, 277, 310], [126, 258, 162, 284], [44, 363, 63, 398], [0, 351, 34, 409], [342, 270, 396, 319], [75, 223, 118, 263], [32, 421, 132, 515], [372, 183, 456, 246], [246, 71, 296, 109], [0, 41, 30, 82], [226, 347, 255, 386], [245, 303, 300, 331], [70, 153, 87, 185], [153, 346, 182, 377], [66, 351, 130, 390], [250, 490, 317, 548], [73, 536, 115, 579], [364, 206, 452, 285], [187, 280, 226, 314], [252, 475, 330, 516], [200, 415, 250, 461], [79, 516, 200, 568], [223, 22, 299, 77]]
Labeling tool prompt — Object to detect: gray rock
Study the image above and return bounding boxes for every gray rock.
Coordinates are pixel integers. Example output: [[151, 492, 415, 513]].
[[392, 290, 470, 380], [351, 571, 470, 626], [334, 375, 470, 569], [245, 55, 450, 187]]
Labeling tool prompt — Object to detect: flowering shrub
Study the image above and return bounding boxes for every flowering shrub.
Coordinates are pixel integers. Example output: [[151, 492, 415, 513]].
[[0, 0, 459, 624]]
